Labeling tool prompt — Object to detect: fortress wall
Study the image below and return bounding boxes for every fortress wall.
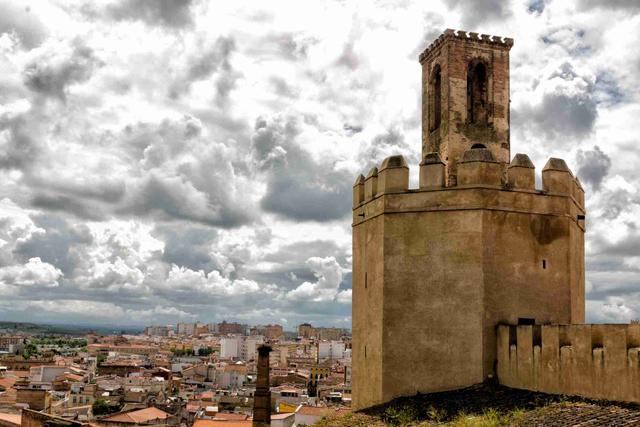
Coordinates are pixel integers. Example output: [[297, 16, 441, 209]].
[[352, 152, 585, 410], [497, 324, 640, 403]]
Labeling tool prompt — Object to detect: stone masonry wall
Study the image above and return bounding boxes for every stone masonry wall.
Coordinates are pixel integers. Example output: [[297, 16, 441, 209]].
[[498, 324, 640, 404]]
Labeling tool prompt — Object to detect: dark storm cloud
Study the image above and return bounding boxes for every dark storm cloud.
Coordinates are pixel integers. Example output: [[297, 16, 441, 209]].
[[597, 233, 640, 257], [252, 116, 351, 222], [31, 193, 106, 221], [23, 41, 102, 101], [0, 1, 48, 49], [121, 173, 249, 228], [188, 37, 235, 82], [531, 93, 597, 137], [527, 0, 545, 13], [343, 124, 363, 135], [541, 28, 591, 56], [594, 73, 625, 105], [576, 146, 611, 191], [107, 0, 195, 28], [443, 0, 511, 28], [270, 77, 297, 98], [599, 189, 632, 220], [14, 214, 92, 276], [577, 0, 640, 11], [154, 224, 218, 271], [358, 127, 416, 172], [513, 62, 597, 141], [169, 36, 237, 99], [0, 113, 41, 170]]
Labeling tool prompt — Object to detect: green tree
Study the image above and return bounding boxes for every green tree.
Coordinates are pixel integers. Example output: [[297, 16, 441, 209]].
[[92, 398, 122, 416], [22, 343, 39, 359], [198, 347, 213, 356]]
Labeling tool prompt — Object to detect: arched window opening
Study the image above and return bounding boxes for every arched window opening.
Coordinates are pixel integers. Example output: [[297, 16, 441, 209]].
[[430, 65, 442, 131], [468, 62, 488, 124], [471, 143, 486, 149]]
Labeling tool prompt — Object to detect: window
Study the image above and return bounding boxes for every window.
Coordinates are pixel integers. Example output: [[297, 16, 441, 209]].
[[430, 65, 442, 131], [467, 61, 488, 124]]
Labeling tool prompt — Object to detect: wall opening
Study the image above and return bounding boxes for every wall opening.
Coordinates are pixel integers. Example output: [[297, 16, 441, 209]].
[[467, 61, 488, 124], [518, 318, 535, 326], [365, 272, 367, 289], [471, 143, 486, 149], [364, 345, 367, 358], [542, 259, 547, 269], [430, 65, 442, 131]]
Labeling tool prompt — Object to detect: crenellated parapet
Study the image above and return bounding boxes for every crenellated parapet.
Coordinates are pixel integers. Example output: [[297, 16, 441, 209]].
[[352, 149, 585, 222], [498, 324, 640, 404], [419, 29, 513, 64]]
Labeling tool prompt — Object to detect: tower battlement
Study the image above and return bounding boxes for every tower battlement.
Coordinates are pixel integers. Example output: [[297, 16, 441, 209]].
[[419, 29, 514, 64], [352, 151, 585, 216]]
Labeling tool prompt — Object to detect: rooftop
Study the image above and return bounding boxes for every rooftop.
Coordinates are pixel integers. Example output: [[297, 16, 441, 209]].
[[99, 407, 170, 424], [316, 383, 640, 426]]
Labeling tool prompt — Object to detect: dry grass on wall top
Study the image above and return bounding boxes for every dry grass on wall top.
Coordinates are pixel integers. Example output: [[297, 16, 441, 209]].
[[316, 383, 640, 426]]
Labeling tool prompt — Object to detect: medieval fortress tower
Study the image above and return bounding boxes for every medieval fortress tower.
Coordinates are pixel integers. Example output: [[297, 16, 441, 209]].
[[353, 30, 640, 410]]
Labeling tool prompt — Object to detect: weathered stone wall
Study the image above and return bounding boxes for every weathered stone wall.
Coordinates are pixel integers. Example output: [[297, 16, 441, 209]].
[[352, 151, 585, 410], [21, 409, 86, 427], [498, 324, 640, 403], [420, 29, 513, 183]]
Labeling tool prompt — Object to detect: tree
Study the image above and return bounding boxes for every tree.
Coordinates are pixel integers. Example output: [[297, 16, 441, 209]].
[[198, 347, 213, 356], [92, 398, 122, 416], [22, 343, 39, 359]]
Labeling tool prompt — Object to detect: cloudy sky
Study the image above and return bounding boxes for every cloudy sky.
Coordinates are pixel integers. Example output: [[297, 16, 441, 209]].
[[0, 0, 639, 328]]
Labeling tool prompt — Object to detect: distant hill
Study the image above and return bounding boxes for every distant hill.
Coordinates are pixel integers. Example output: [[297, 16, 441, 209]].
[[0, 321, 143, 336]]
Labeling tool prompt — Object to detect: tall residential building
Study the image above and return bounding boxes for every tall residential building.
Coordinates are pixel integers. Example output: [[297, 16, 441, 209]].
[[297, 323, 314, 338], [318, 341, 346, 360], [220, 336, 264, 361], [176, 323, 197, 336], [144, 326, 171, 336], [218, 321, 246, 335], [264, 324, 284, 340]]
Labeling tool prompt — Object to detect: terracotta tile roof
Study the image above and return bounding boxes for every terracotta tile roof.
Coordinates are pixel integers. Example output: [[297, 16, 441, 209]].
[[100, 407, 171, 423], [0, 388, 17, 405], [0, 412, 21, 427], [271, 413, 294, 420], [193, 420, 251, 427], [213, 413, 248, 421], [0, 377, 16, 390], [186, 402, 202, 413]]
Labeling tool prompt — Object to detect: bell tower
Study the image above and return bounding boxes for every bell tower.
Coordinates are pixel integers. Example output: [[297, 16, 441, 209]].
[[419, 29, 513, 184]]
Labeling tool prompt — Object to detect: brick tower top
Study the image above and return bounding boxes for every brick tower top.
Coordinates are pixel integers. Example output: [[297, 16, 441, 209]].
[[419, 29, 513, 184]]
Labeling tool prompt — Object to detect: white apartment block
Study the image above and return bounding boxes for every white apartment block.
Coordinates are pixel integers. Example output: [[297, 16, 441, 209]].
[[176, 323, 197, 335], [318, 340, 346, 360], [220, 336, 264, 361]]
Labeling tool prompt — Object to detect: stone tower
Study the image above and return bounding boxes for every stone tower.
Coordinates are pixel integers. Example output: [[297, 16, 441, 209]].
[[252, 345, 272, 427], [351, 30, 586, 410], [420, 29, 512, 184]]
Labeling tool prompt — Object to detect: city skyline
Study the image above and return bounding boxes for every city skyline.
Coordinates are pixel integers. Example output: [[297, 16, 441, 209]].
[[1, 0, 640, 327]]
